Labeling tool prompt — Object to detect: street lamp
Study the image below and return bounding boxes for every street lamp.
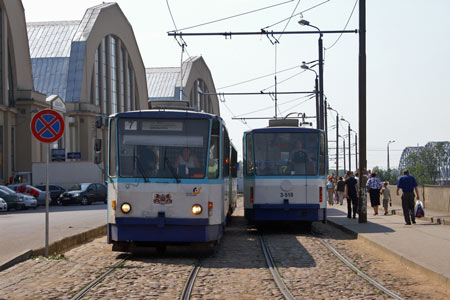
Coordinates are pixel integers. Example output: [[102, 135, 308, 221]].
[[351, 128, 358, 169], [387, 140, 395, 171], [301, 61, 320, 129], [299, 18, 324, 130], [341, 117, 352, 172], [328, 105, 339, 175]]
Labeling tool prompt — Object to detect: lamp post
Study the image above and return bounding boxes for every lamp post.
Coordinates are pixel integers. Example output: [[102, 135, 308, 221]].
[[328, 105, 339, 175], [341, 117, 352, 172], [342, 136, 346, 173], [301, 62, 319, 129], [351, 129, 358, 169], [387, 140, 395, 171], [299, 19, 324, 130]]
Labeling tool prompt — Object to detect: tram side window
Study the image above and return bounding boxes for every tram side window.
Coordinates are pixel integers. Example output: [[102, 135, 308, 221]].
[[245, 134, 254, 176], [208, 120, 220, 179], [223, 128, 230, 177], [109, 119, 117, 176], [231, 147, 238, 178], [319, 133, 326, 175]]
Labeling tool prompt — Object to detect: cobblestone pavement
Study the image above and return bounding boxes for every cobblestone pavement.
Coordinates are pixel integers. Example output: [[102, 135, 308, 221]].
[[190, 216, 283, 300], [0, 197, 449, 300]]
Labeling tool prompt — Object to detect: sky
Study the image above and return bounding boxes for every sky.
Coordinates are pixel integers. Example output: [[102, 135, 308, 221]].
[[21, 0, 450, 170]]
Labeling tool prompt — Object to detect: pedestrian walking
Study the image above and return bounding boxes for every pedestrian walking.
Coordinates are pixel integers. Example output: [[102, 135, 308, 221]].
[[380, 181, 392, 215], [335, 176, 345, 205], [397, 170, 419, 225], [326, 176, 335, 206], [344, 171, 358, 219], [366, 173, 383, 215]]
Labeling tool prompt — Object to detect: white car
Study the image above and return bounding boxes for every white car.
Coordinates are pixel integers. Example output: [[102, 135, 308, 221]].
[[20, 193, 37, 209], [0, 198, 7, 211]]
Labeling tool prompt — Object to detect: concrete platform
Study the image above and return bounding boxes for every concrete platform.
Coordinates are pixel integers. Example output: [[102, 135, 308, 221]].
[[326, 204, 450, 289]]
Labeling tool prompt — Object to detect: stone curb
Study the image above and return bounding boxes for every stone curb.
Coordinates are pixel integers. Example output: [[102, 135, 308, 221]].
[[0, 225, 106, 272], [323, 219, 450, 290]]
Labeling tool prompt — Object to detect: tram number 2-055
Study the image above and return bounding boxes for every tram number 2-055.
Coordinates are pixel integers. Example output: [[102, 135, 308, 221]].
[[280, 192, 294, 197]]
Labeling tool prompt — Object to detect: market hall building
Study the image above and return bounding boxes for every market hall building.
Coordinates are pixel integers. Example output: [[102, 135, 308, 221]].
[[24, 2, 148, 184]]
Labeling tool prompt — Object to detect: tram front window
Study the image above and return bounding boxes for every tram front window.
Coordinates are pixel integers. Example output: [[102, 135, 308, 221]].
[[117, 119, 209, 179], [253, 133, 319, 176]]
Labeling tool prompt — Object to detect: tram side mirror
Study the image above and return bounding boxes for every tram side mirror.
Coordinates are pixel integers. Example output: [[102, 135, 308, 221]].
[[95, 116, 103, 128], [95, 139, 102, 151], [94, 152, 102, 164]]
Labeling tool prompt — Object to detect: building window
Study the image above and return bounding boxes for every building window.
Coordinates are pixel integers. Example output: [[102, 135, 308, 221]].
[[120, 47, 125, 112], [0, 9, 3, 106], [95, 48, 100, 106], [128, 65, 133, 110], [110, 37, 117, 114], [11, 127, 14, 172], [0, 126, 3, 180], [102, 37, 108, 115]]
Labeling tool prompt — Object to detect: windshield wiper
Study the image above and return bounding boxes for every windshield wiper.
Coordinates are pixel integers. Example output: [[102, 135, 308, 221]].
[[164, 148, 179, 183], [134, 155, 149, 183]]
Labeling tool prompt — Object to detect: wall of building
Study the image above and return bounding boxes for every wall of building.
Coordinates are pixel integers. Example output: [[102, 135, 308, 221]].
[[389, 184, 450, 213]]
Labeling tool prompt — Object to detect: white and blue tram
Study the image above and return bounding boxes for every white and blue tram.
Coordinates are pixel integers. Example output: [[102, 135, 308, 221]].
[[107, 109, 237, 251], [243, 120, 327, 223]]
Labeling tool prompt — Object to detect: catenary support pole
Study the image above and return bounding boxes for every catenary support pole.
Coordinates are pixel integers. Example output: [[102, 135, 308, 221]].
[[358, 0, 367, 223]]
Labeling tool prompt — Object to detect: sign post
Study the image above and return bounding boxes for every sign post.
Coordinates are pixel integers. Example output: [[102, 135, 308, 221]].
[[30, 109, 65, 257]]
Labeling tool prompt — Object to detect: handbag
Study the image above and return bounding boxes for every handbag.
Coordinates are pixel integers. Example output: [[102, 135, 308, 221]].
[[414, 200, 425, 218]]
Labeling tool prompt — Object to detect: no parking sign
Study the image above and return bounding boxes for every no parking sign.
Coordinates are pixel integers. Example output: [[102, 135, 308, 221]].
[[30, 109, 65, 258], [31, 109, 65, 143]]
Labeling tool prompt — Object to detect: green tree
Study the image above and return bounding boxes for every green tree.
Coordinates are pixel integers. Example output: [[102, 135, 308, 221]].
[[404, 142, 447, 185], [371, 166, 398, 185]]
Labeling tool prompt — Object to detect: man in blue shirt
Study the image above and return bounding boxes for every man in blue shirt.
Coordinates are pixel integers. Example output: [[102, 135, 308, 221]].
[[396, 169, 420, 225]]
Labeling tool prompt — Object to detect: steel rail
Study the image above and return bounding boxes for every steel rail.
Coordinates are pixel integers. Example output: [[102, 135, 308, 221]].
[[70, 256, 129, 300], [180, 261, 201, 300], [318, 239, 405, 300], [259, 234, 296, 300]]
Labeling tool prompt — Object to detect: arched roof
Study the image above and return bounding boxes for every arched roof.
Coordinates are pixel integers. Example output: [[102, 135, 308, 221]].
[[146, 56, 220, 115], [27, 2, 147, 109], [2, 0, 34, 91]]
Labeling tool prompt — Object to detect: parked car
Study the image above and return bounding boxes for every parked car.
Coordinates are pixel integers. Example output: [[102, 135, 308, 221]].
[[22, 193, 37, 209], [0, 198, 7, 211], [0, 188, 24, 211], [58, 183, 107, 206], [8, 184, 46, 206], [34, 184, 66, 205]]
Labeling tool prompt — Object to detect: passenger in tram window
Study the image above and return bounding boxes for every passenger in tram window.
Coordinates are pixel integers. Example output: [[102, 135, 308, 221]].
[[175, 147, 200, 176]]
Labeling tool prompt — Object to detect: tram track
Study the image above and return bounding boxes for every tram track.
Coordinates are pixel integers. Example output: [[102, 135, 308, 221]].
[[70, 256, 129, 300], [259, 228, 406, 300]]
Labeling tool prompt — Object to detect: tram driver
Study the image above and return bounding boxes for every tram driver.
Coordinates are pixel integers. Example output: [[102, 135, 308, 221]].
[[287, 139, 314, 175], [174, 147, 201, 176]]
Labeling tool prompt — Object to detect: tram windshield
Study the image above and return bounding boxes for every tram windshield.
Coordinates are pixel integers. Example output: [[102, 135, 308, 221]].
[[251, 132, 320, 176], [117, 118, 209, 179]]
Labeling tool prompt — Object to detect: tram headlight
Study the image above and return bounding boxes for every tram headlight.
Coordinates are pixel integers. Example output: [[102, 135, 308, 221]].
[[191, 204, 202, 215], [121, 203, 132, 214]]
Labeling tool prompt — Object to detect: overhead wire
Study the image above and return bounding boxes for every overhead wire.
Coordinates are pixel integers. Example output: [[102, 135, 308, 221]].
[[234, 94, 311, 117], [261, 69, 307, 91], [170, 0, 295, 32], [262, 0, 330, 30], [277, 0, 302, 41], [325, 0, 358, 50], [217, 64, 301, 90]]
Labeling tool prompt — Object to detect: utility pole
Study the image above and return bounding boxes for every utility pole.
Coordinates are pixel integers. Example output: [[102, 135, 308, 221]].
[[358, 0, 367, 223], [343, 138, 346, 174], [355, 132, 358, 169], [348, 124, 351, 172], [336, 114, 339, 175]]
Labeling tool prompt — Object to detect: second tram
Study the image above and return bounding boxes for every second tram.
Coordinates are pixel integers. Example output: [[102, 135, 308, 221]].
[[243, 119, 327, 223]]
